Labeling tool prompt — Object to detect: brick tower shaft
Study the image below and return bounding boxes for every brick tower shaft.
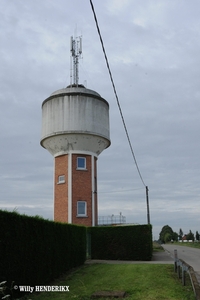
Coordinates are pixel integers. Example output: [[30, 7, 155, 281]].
[[54, 153, 98, 226]]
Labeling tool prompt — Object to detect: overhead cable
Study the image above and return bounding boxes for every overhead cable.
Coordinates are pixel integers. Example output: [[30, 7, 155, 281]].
[[89, 0, 146, 187]]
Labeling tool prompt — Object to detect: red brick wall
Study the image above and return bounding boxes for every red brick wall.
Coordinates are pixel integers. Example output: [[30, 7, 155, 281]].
[[72, 154, 93, 226], [54, 155, 68, 222], [54, 153, 98, 226]]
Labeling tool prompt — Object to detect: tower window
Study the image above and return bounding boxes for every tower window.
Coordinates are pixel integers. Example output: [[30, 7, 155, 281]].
[[77, 201, 87, 217], [58, 175, 65, 184], [77, 157, 86, 170]]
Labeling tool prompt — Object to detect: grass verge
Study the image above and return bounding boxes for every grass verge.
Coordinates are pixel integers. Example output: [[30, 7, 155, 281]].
[[172, 241, 200, 249], [153, 241, 164, 252], [30, 264, 195, 300]]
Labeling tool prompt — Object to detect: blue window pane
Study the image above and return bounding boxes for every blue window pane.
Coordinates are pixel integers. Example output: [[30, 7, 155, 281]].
[[77, 201, 86, 216], [77, 157, 86, 169]]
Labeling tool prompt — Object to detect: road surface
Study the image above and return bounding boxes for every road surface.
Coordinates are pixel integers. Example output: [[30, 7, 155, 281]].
[[162, 243, 200, 282]]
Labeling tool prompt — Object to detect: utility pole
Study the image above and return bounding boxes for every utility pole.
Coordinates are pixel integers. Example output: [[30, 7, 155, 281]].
[[146, 186, 150, 225]]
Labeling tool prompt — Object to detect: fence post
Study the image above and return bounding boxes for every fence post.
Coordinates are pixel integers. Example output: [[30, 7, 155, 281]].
[[182, 268, 186, 286], [174, 249, 178, 272], [177, 265, 181, 279]]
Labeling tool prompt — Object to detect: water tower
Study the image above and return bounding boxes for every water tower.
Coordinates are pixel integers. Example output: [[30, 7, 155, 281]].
[[40, 36, 111, 226]]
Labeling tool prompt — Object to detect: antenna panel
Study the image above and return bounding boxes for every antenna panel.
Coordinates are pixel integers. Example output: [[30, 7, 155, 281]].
[[79, 37, 82, 54], [70, 36, 73, 52], [70, 35, 82, 86]]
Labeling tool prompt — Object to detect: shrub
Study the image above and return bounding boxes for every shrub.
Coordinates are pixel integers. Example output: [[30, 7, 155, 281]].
[[90, 224, 152, 261], [0, 210, 86, 288]]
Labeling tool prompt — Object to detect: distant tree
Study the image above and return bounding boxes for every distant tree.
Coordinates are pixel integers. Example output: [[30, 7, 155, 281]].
[[159, 225, 174, 243], [164, 232, 171, 243], [196, 231, 200, 241], [178, 228, 183, 240], [186, 230, 194, 241], [172, 231, 178, 242]]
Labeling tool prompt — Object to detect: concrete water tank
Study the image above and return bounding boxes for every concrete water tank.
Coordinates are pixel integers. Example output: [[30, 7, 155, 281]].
[[40, 84, 111, 157]]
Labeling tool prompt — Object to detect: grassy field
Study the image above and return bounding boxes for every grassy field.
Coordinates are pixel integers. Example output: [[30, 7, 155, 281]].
[[172, 241, 200, 249], [30, 263, 195, 300]]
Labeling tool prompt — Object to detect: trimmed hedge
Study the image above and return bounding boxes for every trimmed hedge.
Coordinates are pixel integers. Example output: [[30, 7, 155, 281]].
[[90, 225, 152, 261], [0, 210, 86, 287]]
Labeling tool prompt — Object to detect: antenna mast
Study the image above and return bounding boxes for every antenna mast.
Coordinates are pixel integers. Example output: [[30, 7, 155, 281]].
[[70, 36, 82, 86]]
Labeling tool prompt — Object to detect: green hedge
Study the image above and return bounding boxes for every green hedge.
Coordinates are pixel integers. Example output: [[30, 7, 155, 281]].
[[0, 210, 86, 287], [90, 225, 152, 261]]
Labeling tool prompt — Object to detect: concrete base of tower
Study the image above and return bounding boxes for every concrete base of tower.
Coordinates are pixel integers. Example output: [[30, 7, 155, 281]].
[[54, 152, 98, 227]]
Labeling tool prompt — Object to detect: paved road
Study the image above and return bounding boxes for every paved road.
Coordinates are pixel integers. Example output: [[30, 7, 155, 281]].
[[162, 244, 200, 282]]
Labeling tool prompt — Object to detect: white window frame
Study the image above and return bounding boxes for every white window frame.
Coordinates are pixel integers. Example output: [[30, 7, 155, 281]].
[[77, 157, 86, 170], [58, 175, 65, 184], [77, 201, 87, 217]]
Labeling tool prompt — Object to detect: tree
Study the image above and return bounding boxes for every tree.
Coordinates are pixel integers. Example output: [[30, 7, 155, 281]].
[[164, 233, 171, 243], [178, 228, 183, 240], [186, 230, 194, 241], [196, 231, 199, 241], [159, 225, 174, 243], [172, 231, 178, 242], [159, 225, 178, 243]]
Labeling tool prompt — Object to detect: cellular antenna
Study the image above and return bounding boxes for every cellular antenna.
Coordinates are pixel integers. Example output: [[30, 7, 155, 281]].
[[70, 36, 82, 86]]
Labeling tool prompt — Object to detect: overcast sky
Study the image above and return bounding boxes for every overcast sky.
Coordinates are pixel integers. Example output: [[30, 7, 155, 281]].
[[1, 0, 200, 239]]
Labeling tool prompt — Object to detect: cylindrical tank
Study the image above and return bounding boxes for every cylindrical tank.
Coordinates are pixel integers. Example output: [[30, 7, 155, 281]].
[[40, 84, 111, 156]]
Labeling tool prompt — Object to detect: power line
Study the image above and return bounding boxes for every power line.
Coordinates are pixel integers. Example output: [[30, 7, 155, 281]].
[[89, 0, 146, 188], [99, 187, 144, 194]]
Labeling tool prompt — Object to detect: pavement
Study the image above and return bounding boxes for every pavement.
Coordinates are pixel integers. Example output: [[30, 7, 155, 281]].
[[85, 250, 174, 265]]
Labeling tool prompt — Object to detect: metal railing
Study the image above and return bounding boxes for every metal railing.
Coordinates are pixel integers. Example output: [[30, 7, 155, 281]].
[[98, 214, 126, 226], [174, 249, 200, 300]]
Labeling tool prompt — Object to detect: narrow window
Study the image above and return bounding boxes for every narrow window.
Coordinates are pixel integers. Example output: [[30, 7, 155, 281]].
[[58, 175, 65, 184], [77, 157, 86, 170], [77, 201, 87, 217]]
